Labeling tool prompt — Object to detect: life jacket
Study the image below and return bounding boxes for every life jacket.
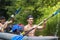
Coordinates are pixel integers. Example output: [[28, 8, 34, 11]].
[[12, 24, 24, 34]]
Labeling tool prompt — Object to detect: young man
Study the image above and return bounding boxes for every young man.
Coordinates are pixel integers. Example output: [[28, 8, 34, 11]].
[[24, 15, 47, 36], [0, 16, 14, 32]]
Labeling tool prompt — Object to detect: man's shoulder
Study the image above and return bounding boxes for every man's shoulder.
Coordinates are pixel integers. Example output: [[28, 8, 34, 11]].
[[24, 25, 28, 27], [24, 25, 28, 26]]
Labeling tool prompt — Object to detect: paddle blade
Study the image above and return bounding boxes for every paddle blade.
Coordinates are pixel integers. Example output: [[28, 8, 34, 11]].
[[52, 8, 60, 16], [15, 8, 21, 15], [11, 35, 24, 40]]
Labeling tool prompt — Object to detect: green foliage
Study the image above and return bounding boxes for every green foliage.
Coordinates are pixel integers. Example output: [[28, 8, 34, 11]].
[[0, 0, 60, 36]]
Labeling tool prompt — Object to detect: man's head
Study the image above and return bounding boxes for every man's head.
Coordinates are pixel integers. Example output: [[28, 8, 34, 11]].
[[0, 16, 6, 23], [27, 15, 34, 25]]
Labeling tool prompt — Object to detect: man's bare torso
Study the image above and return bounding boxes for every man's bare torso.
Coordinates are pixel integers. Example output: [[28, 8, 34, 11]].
[[24, 25, 37, 36]]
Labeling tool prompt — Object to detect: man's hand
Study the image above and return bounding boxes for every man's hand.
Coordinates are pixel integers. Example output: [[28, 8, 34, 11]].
[[37, 19, 47, 29], [43, 19, 47, 24], [43, 19, 47, 29]]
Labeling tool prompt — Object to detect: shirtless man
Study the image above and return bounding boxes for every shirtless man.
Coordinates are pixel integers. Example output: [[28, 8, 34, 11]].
[[0, 16, 14, 32], [24, 15, 47, 36]]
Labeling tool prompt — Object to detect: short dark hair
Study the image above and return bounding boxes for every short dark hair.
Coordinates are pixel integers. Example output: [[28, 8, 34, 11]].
[[0, 16, 5, 20], [27, 15, 33, 19]]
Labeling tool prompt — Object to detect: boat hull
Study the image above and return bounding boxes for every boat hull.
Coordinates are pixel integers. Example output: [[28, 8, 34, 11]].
[[0, 32, 58, 40]]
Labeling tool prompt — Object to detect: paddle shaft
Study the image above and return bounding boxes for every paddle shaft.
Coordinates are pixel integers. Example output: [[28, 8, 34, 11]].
[[23, 28, 35, 36], [38, 8, 60, 26], [16, 28, 35, 40]]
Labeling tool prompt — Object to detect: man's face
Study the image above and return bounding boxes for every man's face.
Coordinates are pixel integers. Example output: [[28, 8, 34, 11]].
[[27, 18, 34, 25], [1, 18, 6, 23]]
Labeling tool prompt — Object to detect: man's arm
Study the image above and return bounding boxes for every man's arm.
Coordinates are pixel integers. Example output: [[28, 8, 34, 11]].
[[4, 17, 14, 28], [37, 19, 47, 29], [3, 21, 13, 29], [1, 19, 14, 32]]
